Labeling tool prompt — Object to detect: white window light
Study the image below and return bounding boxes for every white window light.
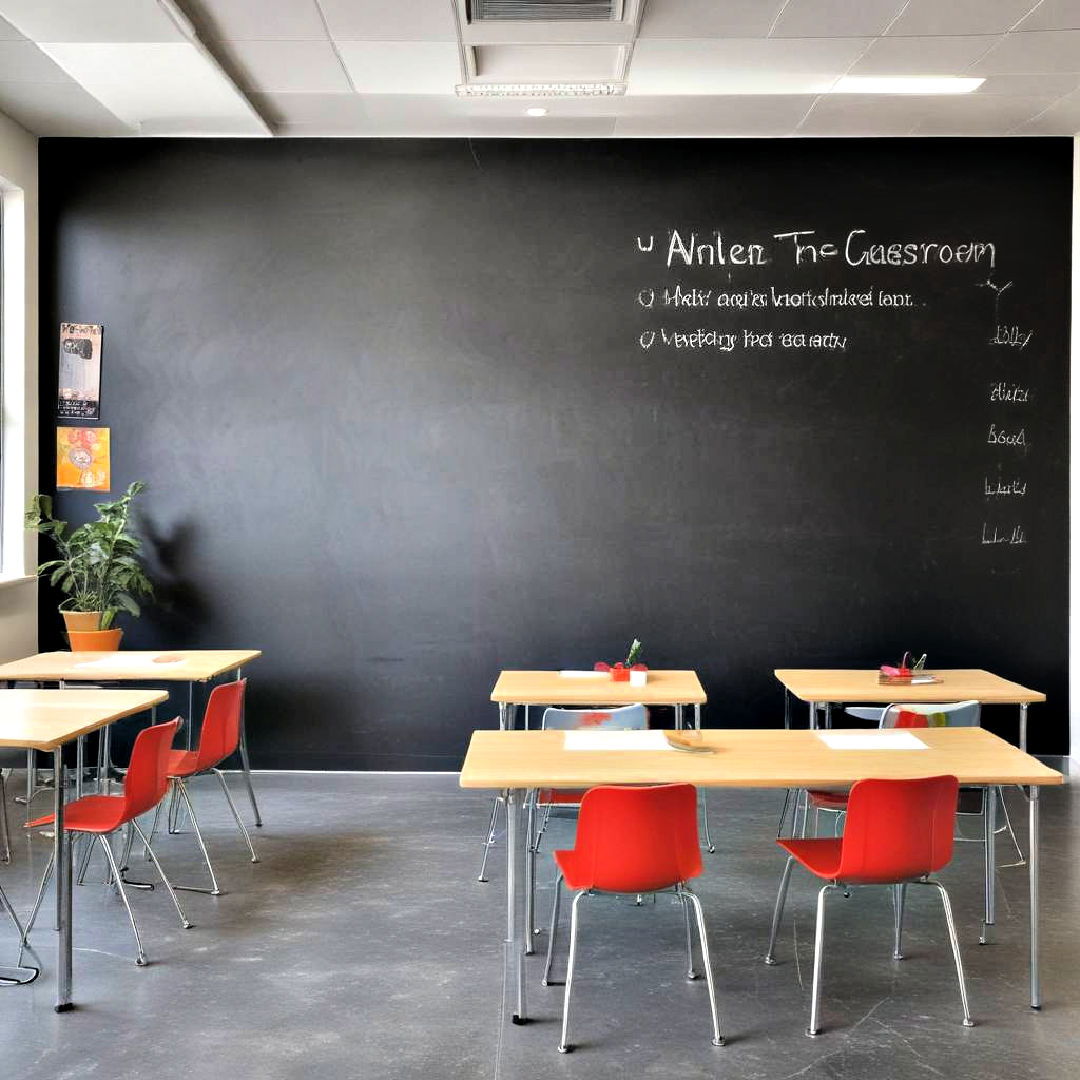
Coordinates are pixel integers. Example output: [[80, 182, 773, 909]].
[[456, 82, 625, 97], [831, 76, 985, 95]]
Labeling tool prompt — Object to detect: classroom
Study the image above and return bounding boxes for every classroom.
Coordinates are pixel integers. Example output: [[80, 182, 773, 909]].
[[0, 3, 1077, 1079]]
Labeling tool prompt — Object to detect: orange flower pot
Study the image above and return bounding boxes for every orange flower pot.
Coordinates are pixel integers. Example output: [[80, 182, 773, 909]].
[[67, 628, 123, 652]]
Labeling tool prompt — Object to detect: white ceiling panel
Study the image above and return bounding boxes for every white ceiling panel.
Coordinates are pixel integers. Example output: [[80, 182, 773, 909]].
[[1013, 87, 1080, 130], [248, 91, 367, 126], [40, 41, 265, 131], [639, 0, 785, 39], [0, 40, 82, 82], [227, 41, 351, 93], [184, 0, 328, 42], [1015, 1, 1080, 30], [971, 29, 1080, 72], [0, 13, 23, 39], [474, 44, 622, 81], [797, 94, 931, 135], [338, 42, 461, 94], [772, 0, 906, 39], [850, 35, 1001, 75], [0, 79, 132, 134], [912, 93, 1060, 133], [318, 0, 458, 42], [976, 71, 1080, 94], [887, 0, 1043, 37], [0, 0, 185, 43], [630, 38, 870, 95], [614, 94, 813, 136]]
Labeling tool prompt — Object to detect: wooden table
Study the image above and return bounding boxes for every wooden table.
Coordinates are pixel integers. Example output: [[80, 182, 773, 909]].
[[0, 689, 167, 1010], [774, 669, 1046, 750], [460, 726, 1062, 1025], [0, 651, 263, 826]]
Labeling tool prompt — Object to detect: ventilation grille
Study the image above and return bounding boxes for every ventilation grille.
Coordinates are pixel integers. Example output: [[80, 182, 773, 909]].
[[471, 0, 618, 21]]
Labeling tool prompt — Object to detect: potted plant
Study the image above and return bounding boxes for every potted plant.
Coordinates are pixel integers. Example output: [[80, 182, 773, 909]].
[[25, 481, 155, 650]]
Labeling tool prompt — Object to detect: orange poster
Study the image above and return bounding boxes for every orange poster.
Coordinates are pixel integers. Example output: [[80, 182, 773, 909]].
[[56, 427, 111, 491]]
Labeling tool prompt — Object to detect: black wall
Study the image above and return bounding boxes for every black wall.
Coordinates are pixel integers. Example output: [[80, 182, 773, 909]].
[[38, 138, 1072, 767]]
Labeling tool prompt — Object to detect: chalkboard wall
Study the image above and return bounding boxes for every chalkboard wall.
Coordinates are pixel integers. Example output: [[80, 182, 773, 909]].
[[38, 138, 1072, 767]]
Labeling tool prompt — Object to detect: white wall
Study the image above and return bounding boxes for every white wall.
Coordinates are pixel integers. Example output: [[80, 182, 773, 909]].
[[0, 109, 38, 661]]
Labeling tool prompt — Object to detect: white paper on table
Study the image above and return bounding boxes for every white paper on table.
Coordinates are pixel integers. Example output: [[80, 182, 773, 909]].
[[564, 730, 672, 751], [817, 732, 928, 750], [558, 670, 609, 679], [74, 654, 185, 669]]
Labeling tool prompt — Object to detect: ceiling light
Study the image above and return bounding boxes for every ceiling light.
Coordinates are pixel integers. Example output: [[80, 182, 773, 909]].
[[456, 82, 625, 97], [831, 76, 984, 95], [525, 107, 548, 116]]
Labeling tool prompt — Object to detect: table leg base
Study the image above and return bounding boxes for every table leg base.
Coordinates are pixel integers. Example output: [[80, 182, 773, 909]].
[[512, 1015, 530, 1026], [54, 1002, 75, 1013]]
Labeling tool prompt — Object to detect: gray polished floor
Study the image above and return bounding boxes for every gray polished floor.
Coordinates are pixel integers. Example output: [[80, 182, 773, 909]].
[[0, 770, 1076, 1080]]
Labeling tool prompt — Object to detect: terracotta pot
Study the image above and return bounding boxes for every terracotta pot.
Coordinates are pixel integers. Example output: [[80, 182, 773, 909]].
[[61, 610, 102, 632], [67, 628, 123, 652]]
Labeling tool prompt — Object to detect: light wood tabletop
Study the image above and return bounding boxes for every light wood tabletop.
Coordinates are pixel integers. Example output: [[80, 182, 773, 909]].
[[0, 650, 261, 684], [491, 669, 706, 706], [459, 726, 1063, 790], [0, 688, 169, 751], [775, 668, 1045, 705]]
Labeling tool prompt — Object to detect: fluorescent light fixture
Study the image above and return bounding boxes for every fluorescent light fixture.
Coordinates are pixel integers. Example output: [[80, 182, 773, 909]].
[[831, 76, 984, 95], [456, 81, 625, 97], [525, 107, 548, 116]]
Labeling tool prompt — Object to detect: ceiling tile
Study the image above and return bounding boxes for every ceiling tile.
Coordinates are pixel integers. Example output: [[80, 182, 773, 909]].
[[318, 0, 458, 41], [227, 40, 351, 93], [614, 94, 813, 135], [1012, 87, 1080, 130], [474, 44, 622, 81], [1015, 1, 1080, 31], [772, 0, 906, 38], [0, 79, 131, 134], [850, 35, 1001, 74], [248, 91, 367, 125], [975, 71, 1080, 94], [0, 14, 25, 39], [911, 92, 1060, 132], [797, 94, 929, 135], [639, 0, 785, 38], [0, 0, 185, 42], [630, 38, 870, 95], [337, 42, 461, 94], [887, 0, 1042, 36], [970, 29, 1080, 72], [0, 40, 79, 82], [183, 0, 327, 42]]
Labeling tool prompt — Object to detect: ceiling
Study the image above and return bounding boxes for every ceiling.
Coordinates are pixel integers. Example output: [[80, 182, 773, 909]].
[[0, 0, 1078, 138]]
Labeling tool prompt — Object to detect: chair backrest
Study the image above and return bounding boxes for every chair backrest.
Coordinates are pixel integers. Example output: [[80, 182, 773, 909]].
[[880, 700, 980, 729], [541, 704, 647, 732], [836, 775, 959, 884], [122, 718, 182, 819], [193, 679, 247, 772], [569, 784, 702, 893]]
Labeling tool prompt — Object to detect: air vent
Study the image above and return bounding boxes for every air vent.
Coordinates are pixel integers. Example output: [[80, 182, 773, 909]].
[[471, 0, 619, 21]]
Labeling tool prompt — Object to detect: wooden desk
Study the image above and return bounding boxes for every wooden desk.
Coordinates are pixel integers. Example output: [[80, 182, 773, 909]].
[[774, 669, 1046, 750], [460, 727, 1061, 1024], [0, 689, 166, 1010], [0, 651, 263, 826]]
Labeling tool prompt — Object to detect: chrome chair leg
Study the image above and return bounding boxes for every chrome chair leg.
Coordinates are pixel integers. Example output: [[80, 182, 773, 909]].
[[683, 886, 725, 1046], [525, 793, 537, 951], [212, 769, 260, 863], [807, 884, 836, 1037], [477, 795, 502, 883], [76, 832, 96, 886], [997, 787, 1026, 867], [701, 792, 715, 854], [130, 820, 193, 930], [0, 883, 38, 986], [558, 890, 586, 1053], [97, 834, 147, 966], [143, 799, 165, 860], [765, 855, 794, 964], [172, 780, 223, 895], [682, 893, 698, 979], [542, 870, 562, 986], [892, 883, 906, 960], [21, 849, 55, 945], [923, 879, 975, 1027], [0, 772, 11, 863]]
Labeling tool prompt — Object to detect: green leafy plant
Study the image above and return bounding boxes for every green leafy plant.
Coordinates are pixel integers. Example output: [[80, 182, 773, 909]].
[[625, 638, 643, 666], [25, 481, 154, 630]]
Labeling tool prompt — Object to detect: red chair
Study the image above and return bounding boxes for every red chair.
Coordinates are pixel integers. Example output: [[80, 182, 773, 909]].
[[544, 784, 724, 1054], [764, 775, 973, 1036], [155, 680, 258, 895], [23, 719, 191, 967]]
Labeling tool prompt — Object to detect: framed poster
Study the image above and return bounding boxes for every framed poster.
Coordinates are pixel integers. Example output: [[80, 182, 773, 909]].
[[56, 426, 111, 491], [57, 322, 102, 420]]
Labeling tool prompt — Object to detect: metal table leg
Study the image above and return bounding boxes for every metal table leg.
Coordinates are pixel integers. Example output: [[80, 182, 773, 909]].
[[980, 785, 997, 944], [1029, 786, 1040, 1009], [507, 787, 527, 1024], [1019, 703, 1029, 753], [234, 669, 263, 827], [808, 700, 817, 730], [675, 704, 683, 730], [694, 704, 716, 853], [53, 748, 73, 1012]]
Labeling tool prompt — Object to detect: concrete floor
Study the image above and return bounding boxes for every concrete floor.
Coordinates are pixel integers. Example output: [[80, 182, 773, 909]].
[[0, 770, 1077, 1080]]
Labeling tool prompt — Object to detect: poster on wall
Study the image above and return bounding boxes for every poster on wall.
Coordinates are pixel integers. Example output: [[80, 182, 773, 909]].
[[57, 322, 103, 420], [56, 426, 111, 492]]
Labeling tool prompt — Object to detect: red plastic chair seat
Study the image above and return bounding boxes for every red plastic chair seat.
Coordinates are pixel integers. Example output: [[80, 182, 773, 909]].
[[27, 794, 137, 835], [776, 837, 843, 880], [166, 749, 202, 778], [807, 789, 849, 809]]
